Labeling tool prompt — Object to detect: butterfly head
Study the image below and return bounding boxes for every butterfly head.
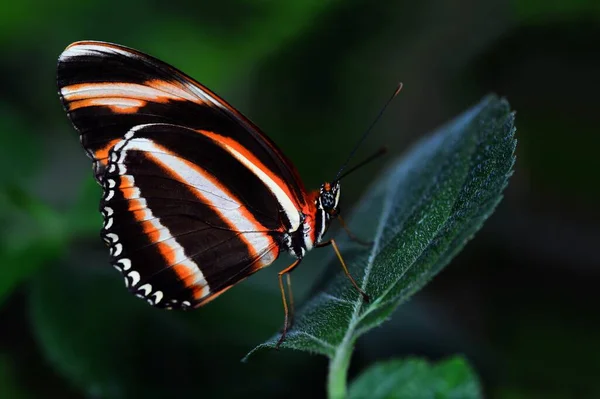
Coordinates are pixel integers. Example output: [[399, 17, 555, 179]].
[[318, 181, 341, 218]]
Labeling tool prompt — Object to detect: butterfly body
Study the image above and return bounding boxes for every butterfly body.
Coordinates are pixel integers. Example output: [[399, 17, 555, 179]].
[[57, 41, 345, 311]]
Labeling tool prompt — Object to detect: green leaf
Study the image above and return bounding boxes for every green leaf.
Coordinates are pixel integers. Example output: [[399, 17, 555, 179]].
[[29, 252, 322, 398], [0, 105, 72, 303], [246, 95, 516, 397], [511, 0, 600, 24], [0, 355, 31, 399], [64, 178, 103, 236], [0, 186, 68, 304], [348, 356, 482, 399], [30, 260, 213, 398], [140, 2, 344, 87], [0, 105, 40, 187]]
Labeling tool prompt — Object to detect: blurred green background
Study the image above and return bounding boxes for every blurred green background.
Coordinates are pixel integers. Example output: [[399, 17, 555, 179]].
[[1, 1, 599, 398]]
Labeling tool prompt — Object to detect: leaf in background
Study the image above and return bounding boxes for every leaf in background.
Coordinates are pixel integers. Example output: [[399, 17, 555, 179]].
[[246, 95, 516, 396], [0, 186, 67, 305], [29, 259, 227, 398], [28, 250, 326, 398], [0, 354, 31, 399], [348, 356, 482, 399], [512, 0, 600, 24], [137, 2, 344, 87], [0, 104, 71, 304], [0, 105, 39, 187], [65, 178, 103, 236]]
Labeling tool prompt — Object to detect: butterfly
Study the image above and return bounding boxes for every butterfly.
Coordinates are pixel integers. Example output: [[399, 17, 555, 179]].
[[57, 41, 398, 346]]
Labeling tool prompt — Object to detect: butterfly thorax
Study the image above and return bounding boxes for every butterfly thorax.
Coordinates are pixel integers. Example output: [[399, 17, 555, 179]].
[[285, 181, 340, 259]]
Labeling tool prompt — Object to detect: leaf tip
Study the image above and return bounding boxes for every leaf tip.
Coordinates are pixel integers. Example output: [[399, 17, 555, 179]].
[[242, 334, 283, 362], [241, 344, 263, 363]]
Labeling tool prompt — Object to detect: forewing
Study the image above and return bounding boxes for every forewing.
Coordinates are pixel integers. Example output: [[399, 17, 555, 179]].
[[56, 40, 307, 212]]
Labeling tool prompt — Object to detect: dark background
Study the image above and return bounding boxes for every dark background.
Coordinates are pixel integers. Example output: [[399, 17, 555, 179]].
[[1, 1, 599, 398]]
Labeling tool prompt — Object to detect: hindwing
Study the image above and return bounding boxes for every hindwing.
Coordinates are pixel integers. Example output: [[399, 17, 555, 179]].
[[101, 123, 285, 308]]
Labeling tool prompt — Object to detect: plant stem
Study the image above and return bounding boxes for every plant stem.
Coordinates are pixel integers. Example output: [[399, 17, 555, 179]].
[[327, 338, 353, 399], [327, 169, 389, 398]]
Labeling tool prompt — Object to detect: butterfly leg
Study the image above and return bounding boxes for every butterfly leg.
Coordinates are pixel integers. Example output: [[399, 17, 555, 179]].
[[276, 259, 302, 350], [316, 239, 370, 303], [286, 273, 295, 328], [338, 216, 373, 246]]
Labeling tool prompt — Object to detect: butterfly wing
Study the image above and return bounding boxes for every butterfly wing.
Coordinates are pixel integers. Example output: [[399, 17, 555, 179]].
[[102, 123, 285, 308], [57, 41, 307, 220], [57, 41, 312, 307]]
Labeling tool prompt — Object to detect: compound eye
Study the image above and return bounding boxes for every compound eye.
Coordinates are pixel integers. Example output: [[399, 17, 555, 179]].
[[319, 192, 332, 210]]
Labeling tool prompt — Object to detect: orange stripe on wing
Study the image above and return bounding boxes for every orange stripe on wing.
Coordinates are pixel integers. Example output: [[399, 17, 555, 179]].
[[199, 130, 301, 206], [69, 98, 146, 114], [65, 40, 129, 52], [118, 174, 210, 298], [139, 221, 163, 243], [63, 42, 231, 109], [144, 148, 278, 267], [62, 80, 208, 107], [93, 138, 122, 166], [306, 190, 321, 244], [120, 176, 177, 266], [173, 264, 210, 300], [144, 79, 207, 104]]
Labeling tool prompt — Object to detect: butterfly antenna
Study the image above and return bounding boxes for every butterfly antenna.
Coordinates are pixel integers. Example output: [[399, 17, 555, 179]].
[[337, 146, 388, 181], [334, 82, 403, 182]]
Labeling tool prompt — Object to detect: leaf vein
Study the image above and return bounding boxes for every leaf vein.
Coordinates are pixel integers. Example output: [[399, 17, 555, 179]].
[[321, 293, 354, 306], [358, 138, 480, 323], [294, 331, 335, 351]]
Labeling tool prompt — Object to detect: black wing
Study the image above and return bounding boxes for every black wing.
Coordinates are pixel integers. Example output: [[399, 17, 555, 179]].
[[101, 123, 284, 308], [56, 41, 308, 215], [56, 41, 314, 308]]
